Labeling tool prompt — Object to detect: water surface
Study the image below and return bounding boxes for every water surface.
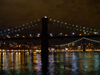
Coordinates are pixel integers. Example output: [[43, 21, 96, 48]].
[[0, 51, 100, 75]]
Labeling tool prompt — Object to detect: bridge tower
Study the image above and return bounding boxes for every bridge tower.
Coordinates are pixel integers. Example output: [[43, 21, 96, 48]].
[[41, 16, 49, 74]]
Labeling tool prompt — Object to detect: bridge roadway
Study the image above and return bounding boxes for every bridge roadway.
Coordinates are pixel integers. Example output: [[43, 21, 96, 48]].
[[0, 34, 99, 40]]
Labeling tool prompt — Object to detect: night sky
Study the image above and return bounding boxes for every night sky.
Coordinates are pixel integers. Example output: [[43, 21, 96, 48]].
[[0, 0, 100, 34]]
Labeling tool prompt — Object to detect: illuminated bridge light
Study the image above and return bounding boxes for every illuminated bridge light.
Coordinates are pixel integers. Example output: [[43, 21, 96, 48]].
[[4, 30, 6, 32], [29, 34, 32, 36], [8, 32, 10, 34], [16, 34, 19, 36], [35, 24, 37, 25], [83, 30, 85, 32], [66, 26, 68, 28], [7, 29, 10, 31], [30, 22, 32, 23], [15, 27, 17, 28], [15, 30, 17, 32], [1, 34, 3, 36], [44, 16, 47, 18], [65, 23, 67, 25], [53, 23, 55, 25], [26, 23, 28, 25], [61, 22, 63, 24], [72, 32, 75, 35], [84, 32, 86, 34], [76, 25, 78, 27], [94, 29, 96, 31], [11, 31, 13, 33], [50, 19, 52, 21], [54, 20, 56, 22], [23, 24, 25, 26], [59, 33, 62, 35], [37, 33, 40, 37], [57, 21, 59, 23], [38, 19, 40, 21], [22, 28, 24, 30], [18, 29, 20, 31], [83, 27, 85, 29], [0, 31, 2, 33]]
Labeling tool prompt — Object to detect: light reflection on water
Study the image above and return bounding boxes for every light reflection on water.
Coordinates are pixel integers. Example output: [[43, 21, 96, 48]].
[[0, 51, 100, 75]]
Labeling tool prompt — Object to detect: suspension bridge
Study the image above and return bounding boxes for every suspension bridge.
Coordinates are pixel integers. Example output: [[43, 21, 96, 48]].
[[0, 16, 100, 50]]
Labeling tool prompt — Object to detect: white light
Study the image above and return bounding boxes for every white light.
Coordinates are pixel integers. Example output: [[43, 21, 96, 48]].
[[50, 33, 52, 35], [38, 33, 40, 35], [72, 32, 75, 35], [44, 16, 47, 18]]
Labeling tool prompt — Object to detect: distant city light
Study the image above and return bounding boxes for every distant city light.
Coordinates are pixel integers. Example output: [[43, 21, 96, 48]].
[[72, 32, 75, 35]]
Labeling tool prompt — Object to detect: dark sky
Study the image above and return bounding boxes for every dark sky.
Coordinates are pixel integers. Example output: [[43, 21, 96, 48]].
[[0, 0, 100, 32]]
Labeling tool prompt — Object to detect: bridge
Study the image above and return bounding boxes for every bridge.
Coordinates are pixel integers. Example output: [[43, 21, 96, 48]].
[[1, 16, 100, 73]]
